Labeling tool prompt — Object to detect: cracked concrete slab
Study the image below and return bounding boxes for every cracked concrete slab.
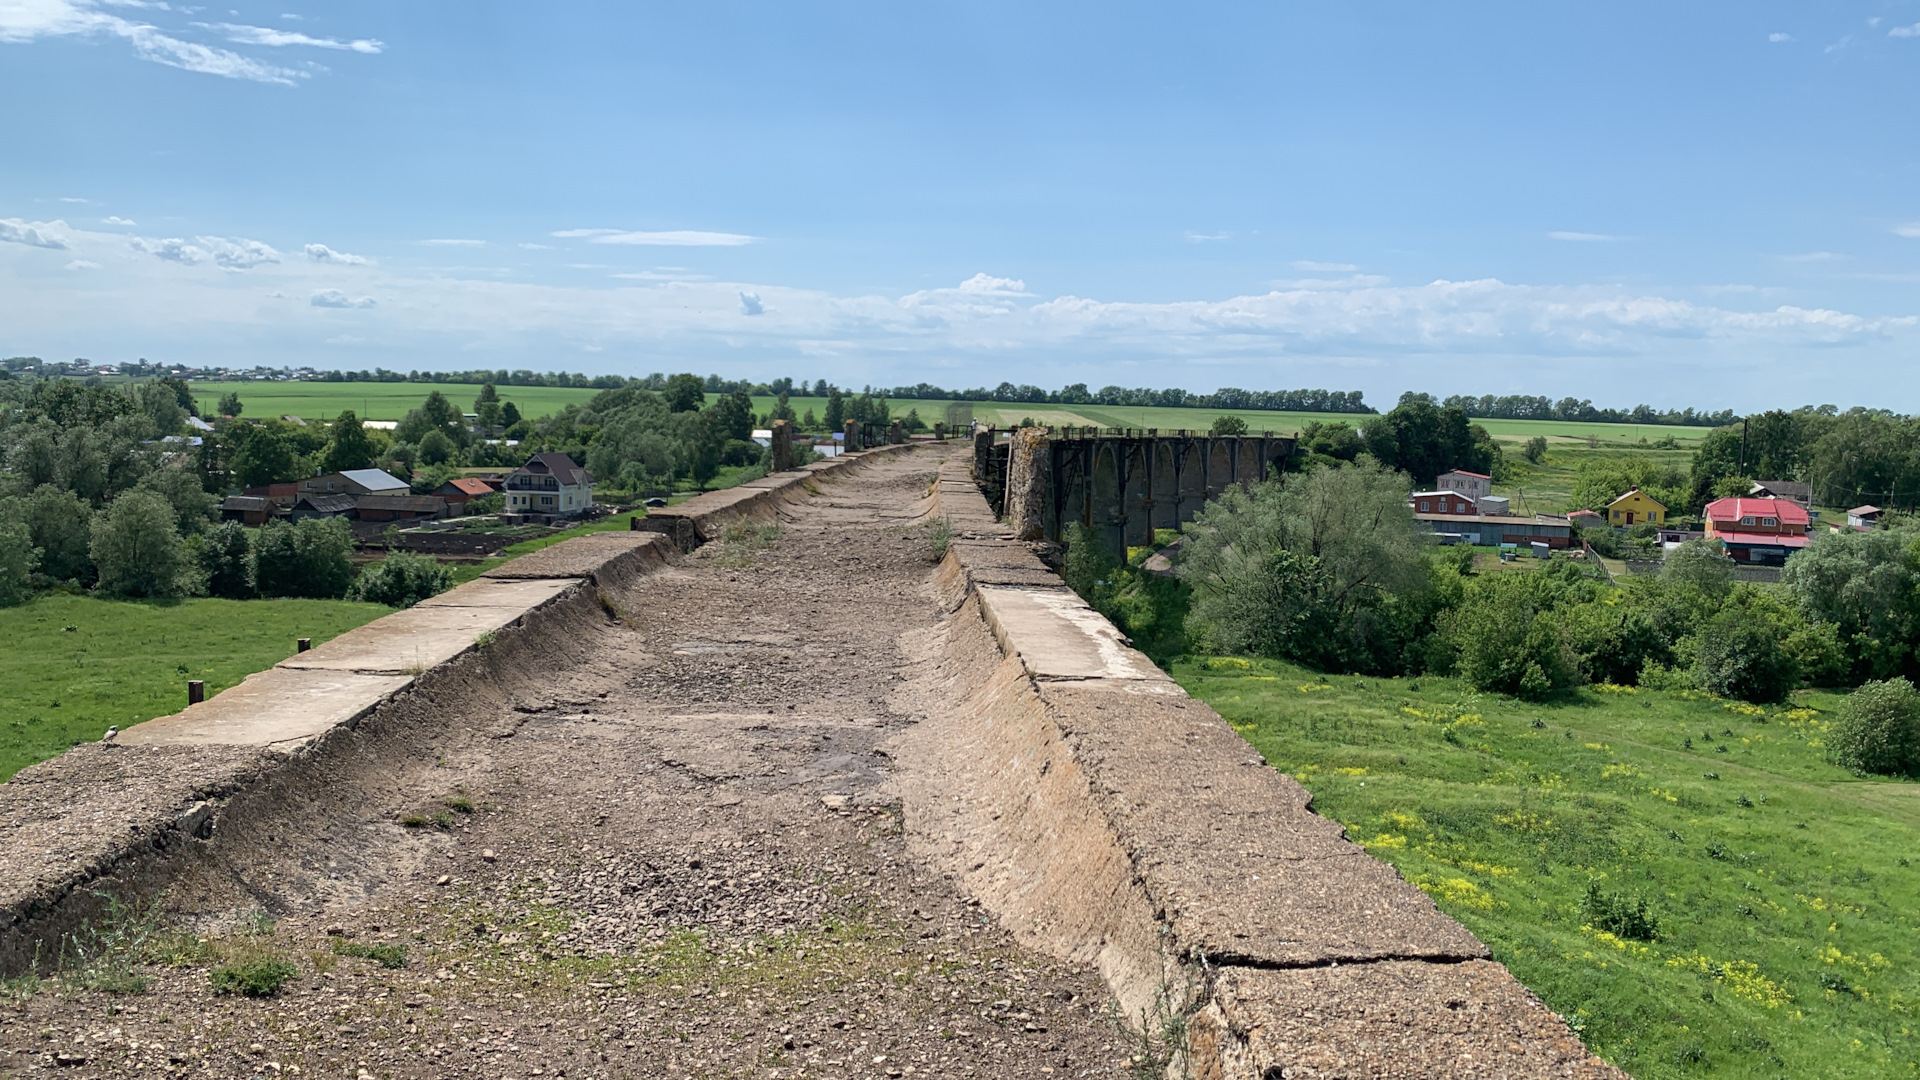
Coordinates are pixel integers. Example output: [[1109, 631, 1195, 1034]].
[[115, 667, 413, 749], [974, 584, 1174, 684]]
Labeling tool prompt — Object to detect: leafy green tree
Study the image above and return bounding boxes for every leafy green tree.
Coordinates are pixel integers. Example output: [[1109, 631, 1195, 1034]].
[[137, 466, 218, 535], [663, 374, 706, 413], [228, 422, 299, 488], [1210, 414, 1248, 436], [1522, 436, 1548, 464], [217, 391, 243, 417], [1567, 455, 1685, 515], [349, 552, 451, 608], [474, 383, 504, 433], [1362, 396, 1499, 487], [1662, 539, 1735, 591], [90, 489, 190, 598], [1690, 587, 1800, 703], [395, 390, 469, 449], [132, 379, 187, 435], [1827, 677, 1920, 776], [321, 410, 377, 474], [0, 518, 38, 606], [1297, 420, 1363, 465], [1441, 569, 1586, 699], [1783, 524, 1920, 680], [768, 391, 796, 423], [824, 388, 846, 431], [22, 484, 93, 583], [1178, 461, 1432, 671], [199, 520, 254, 599], [712, 391, 755, 442], [251, 517, 354, 599], [501, 400, 522, 429], [417, 429, 456, 466]]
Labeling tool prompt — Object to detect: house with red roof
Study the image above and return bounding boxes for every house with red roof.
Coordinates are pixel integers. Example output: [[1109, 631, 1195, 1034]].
[[434, 476, 497, 514], [1703, 496, 1810, 565]]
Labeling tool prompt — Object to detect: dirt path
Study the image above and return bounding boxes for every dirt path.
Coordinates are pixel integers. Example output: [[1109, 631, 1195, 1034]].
[[0, 448, 1130, 1079]]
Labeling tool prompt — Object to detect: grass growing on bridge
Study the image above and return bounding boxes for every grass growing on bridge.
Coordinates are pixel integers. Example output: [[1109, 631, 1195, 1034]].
[[0, 594, 393, 781], [1176, 657, 1920, 1079]]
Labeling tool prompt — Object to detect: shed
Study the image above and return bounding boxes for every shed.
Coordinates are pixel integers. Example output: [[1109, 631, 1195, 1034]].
[[434, 477, 496, 513], [1849, 505, 1885, 529], [220, 495, 274, 526], [291, 493, 356, 520], [354, 495, 451, 522]]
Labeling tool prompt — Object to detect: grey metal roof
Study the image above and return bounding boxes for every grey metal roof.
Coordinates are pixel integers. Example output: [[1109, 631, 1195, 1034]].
[[339, 468, 408, 490]]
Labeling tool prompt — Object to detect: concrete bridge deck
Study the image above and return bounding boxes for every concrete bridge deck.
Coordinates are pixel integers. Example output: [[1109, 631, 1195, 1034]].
[[0, 441, 1618, 1079]]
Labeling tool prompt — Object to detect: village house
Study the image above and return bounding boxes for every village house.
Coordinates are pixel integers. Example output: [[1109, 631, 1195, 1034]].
[[1703, 496, 1810, 565], [1848, 505, 1885, 530], [1409, 490, 1481, 517], [504, 452, 594, 521], [298, 468, 409, 499], [434, 477, 496, 514], [1605, 488, 1667, 527], [1435, 469, 1491, 501]]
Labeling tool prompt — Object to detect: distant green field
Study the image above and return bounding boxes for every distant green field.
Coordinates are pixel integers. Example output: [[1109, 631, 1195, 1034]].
[[1180, 656, 1919, 1079], [0, 594, 393, 781], [186, 381, 601, 422], [183, 381, 1719, 445]]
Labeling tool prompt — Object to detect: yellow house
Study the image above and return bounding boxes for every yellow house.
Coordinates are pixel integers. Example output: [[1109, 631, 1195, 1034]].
[[1606, 488, 1667, 527]]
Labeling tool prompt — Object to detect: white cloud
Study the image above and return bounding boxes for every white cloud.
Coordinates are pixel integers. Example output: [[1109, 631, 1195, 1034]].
[[0, 0, 329, 84], [422, 238, 485, 246], [739, 291, 764, 316], [1889, 22, 1920, 38], [64, 259, 100, 270], [956, 273, 1030, 296], [1184, 231, 1230, 243], [1549, 230, 1623, 242], [1769, 32, 1794, 42], [1291, 260, 1358, 272], [101, 215, 136, 226], [304, 242, 367, 264], [0, 218, 71, 249], [194, 22, 381, 52], [59, 196, 88, 203], [310, 289, 374, 308], [552, 228, 757, 246], [1895, 223, 1920, 239], [130, 233, 279, 269]]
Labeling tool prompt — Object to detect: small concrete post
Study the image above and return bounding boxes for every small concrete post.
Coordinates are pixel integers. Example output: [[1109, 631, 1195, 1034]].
[[1004, 426, 1051, 541], [972, 426, 994, 482], [187, 680, 205, 705], [770, 419, 794, 473], [297, 638, 312, 653], [845, 420, 860, 451], [934, 421, 946, 441], [889, 419, 904, 444]]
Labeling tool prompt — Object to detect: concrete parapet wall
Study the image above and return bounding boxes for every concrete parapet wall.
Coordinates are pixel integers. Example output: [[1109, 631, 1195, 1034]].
[[633, 443, 915, 551], [0, 531, 677, 974], [909, 462, 1623, 1079]]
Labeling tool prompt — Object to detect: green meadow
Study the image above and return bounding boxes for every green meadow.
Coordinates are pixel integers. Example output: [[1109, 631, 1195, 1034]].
[[0, 594, 394, 781], [184, 380, 602, 422], [1177, 656, 1920, 1079]]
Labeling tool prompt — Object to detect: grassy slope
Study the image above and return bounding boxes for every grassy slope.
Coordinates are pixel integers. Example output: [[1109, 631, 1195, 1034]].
[[1177, 656, 1920, 1078], [0, 594, 393, 781]]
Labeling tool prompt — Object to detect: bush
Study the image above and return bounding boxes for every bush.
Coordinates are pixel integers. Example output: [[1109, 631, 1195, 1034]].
[[1582, 880, 1659, 941], [1441, 573, 1582, 699], [349, 553, 451, 608], [23, 484, 93, 584], [0, 519, 37, 606], [1209, 414, 1248, 436], [251, 517, 354, 599], [1522, 435, 1548, 463], [209, 958, 297, 997], [90, 489, 191, 598], [1827, 677, 1920, 776], [1691, 593, 1798, 703]]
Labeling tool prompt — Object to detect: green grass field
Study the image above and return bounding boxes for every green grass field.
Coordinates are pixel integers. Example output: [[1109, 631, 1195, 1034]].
[[1177, 656, 1919, 1078], [186, 381, 602, 423], [0, 594, 394, 781]]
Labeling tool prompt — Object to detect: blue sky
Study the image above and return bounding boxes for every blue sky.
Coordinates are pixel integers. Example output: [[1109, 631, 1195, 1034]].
[[3, 2, 1920, 409]]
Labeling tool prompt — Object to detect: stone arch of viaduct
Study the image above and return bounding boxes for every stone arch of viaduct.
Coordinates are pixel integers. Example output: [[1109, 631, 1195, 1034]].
[[980, 427, 1297, 553]]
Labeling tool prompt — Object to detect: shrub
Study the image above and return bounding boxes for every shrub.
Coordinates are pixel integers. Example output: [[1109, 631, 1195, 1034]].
[[1582, 880, 1659, 941], [1826, 677, 1920, 777], [90, 489, 191, 598], [23, 484, 94, 584], [209, 957, 297, 997], [251, 517, 354, 599], [1440, 573, 1583, 700], [1691, 595, 1798, 704], [1209, 414, 1248, 436], [349, 552, 451, 608], [1522, 435, 1548, 463]]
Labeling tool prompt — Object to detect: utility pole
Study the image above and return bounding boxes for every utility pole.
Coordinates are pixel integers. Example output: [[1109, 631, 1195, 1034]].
[[1739, 417, 1748, 476]]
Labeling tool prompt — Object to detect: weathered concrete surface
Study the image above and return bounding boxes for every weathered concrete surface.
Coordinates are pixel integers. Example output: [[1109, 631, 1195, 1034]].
[[1002, 425, 1050, 540], [481, 529, 672, 588], [898, 459, 1624, 1079], [276, 579, 583, 675], [116, 668, 416, 749], [634, 443, 914, 550]]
